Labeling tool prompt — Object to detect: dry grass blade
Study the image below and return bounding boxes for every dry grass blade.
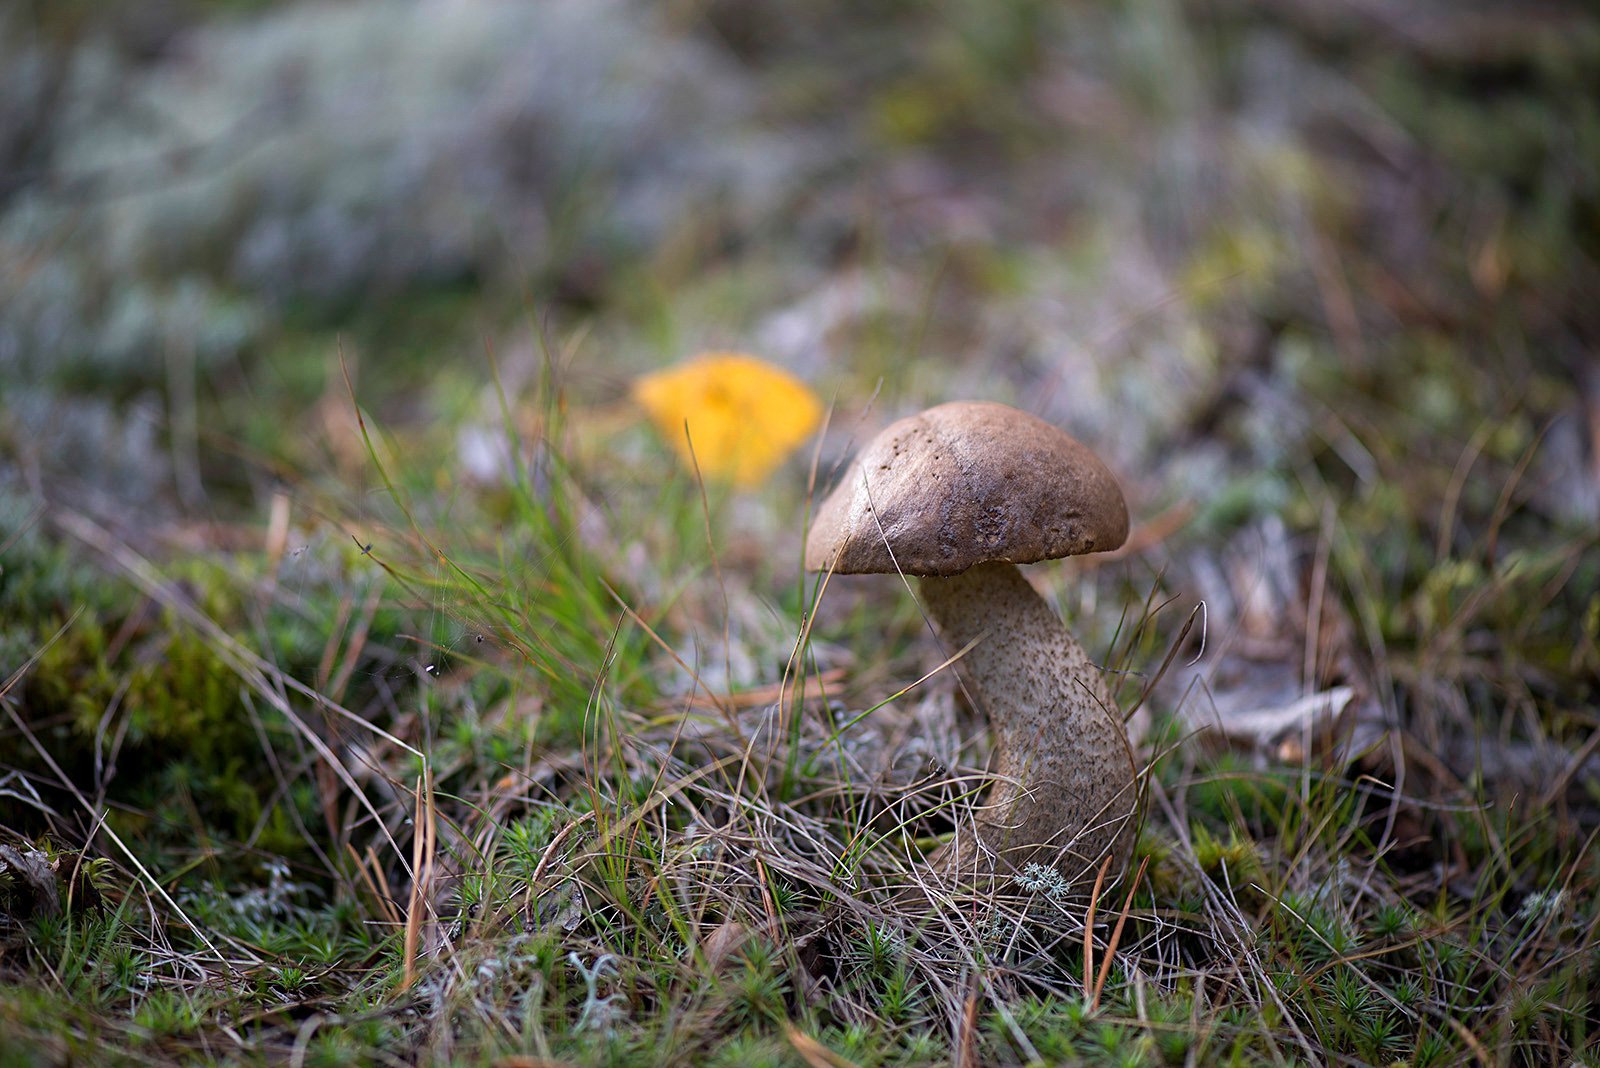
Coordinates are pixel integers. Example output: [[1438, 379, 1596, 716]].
[[1123, 600, 1202, 725], [1446, 1016, 1494, 1067], [401, 771, 437, 992], [1082, 852, 1114, 1005], [348, 842, 403, 927], [956, 978, 980, 1068], [1092, 855, 1148, 1011], [528, 811, 596, 891]]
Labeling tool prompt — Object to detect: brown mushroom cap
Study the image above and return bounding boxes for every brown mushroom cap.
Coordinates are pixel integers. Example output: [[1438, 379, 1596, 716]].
[[804, 401, 1130, 577]]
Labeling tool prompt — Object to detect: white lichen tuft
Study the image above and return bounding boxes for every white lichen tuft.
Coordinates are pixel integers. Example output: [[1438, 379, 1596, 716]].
[[1012, 861, 1073, 899], [568, 952, 623, 1034]]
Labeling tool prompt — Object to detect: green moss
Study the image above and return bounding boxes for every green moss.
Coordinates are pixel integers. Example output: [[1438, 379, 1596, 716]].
[[1180, 752, 1294, 831]]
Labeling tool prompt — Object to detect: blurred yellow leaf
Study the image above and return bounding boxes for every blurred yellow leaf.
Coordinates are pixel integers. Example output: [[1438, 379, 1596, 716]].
[[633, 352, 822, 487]]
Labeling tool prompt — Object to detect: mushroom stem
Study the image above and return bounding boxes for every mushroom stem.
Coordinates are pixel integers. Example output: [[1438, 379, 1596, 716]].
[[918, 561, 1137, 883]]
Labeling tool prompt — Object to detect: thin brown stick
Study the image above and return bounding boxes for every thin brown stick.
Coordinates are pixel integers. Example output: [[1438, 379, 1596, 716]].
[[752, 854, 782, 942]]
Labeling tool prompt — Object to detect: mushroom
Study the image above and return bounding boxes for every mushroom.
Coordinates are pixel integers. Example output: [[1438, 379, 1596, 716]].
[[804, 401, 1137, 884]]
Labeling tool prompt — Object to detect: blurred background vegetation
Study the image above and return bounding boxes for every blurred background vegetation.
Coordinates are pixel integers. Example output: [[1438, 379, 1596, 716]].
[[2, 0, 1597, 1065]]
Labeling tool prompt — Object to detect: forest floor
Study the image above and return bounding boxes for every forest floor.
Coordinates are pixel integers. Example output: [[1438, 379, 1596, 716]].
[[2, 1, 1599, 1065]]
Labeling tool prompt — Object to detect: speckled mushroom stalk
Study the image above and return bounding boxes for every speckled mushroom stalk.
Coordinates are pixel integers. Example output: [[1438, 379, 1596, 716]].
[[918, 561, 1136, 880], [804, 401, 1140, 886]]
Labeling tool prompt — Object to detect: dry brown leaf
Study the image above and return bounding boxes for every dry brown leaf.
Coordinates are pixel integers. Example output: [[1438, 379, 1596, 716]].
[[702, 918, 749, 973]]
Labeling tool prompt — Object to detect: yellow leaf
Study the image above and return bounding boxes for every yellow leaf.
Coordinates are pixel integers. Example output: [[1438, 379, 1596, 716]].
[[633, 352, 822, 487]]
